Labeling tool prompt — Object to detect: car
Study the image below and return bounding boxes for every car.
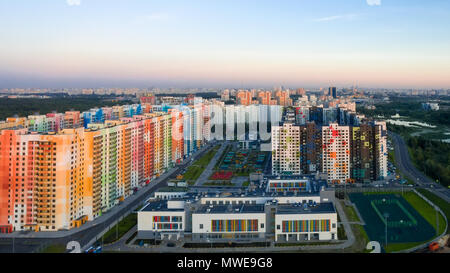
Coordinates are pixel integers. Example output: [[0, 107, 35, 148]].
[[85, 247, 95, 253], [93, 246, 102, 253]]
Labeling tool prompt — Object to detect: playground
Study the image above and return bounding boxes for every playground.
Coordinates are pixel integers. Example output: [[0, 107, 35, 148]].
[[216, 146, 269, 176], [349, 193, 436, 247]]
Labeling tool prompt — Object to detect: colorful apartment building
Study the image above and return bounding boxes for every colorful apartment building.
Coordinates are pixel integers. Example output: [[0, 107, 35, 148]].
[[0, 128, 88, 231], [322, 123, 350, 184], [0, 105, 185, 232], [271, 123, 302, 175], [236, 91, 253, 106]]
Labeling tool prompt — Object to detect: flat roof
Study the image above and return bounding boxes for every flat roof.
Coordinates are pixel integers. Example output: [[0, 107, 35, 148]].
[[156, 187, 189, 193], [276, 202, 336, 215], [198, 190, 322, 199], [194, 204, 265, 214], [141, 200, 184, 212]]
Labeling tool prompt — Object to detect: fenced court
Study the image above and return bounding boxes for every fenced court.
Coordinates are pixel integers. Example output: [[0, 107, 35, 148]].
[[350, 193, 436, 244]]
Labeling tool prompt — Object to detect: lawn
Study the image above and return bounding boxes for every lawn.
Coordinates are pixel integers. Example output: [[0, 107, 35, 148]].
[[40, 243, 67, 253], [337, 225, 347, 240], [183, 145, 220, 183], [416, 188, 450, 233], [384, 241, 429, 253], [101, 213, 137, 244], [343, 203, 361, 222], [350, 223, 371, 253], [402, 191, 446, 235]]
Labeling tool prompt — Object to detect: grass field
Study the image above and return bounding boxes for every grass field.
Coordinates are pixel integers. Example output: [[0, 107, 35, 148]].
[[416, 188, 450, 233], [101, 213, 137, 244], [343, 204, 361, 222], [339, 201, 369, 252], [183, 145, 220, 184], [402, 191, 446, 235], [40, 243, 67, 253]]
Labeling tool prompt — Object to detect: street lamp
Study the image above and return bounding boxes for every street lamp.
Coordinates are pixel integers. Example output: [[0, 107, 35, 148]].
[[384, 213, 389, 249], [435, 206, 439, 236]]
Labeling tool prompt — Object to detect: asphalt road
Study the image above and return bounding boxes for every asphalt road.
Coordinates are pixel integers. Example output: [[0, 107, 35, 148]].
[[0, 143, 216, 253], [390, 131, 450, 202]]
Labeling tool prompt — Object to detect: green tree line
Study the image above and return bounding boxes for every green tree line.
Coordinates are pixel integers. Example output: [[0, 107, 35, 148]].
[[0, 97, 133, 120], [407, 136, 450, 188]]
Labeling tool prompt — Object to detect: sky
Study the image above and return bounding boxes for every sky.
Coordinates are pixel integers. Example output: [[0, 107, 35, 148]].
[[0, 0, 450, 89]]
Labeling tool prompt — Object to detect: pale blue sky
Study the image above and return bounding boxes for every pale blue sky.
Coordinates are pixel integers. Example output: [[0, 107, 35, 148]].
[[0, 0, 449, 88]]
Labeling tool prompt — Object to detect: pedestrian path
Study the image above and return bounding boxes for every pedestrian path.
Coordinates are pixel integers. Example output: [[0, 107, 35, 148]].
[[194, 143, 228, 186]]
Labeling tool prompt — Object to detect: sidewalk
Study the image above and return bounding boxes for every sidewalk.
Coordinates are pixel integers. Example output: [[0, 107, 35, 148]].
[[194, 143, 227, 186]]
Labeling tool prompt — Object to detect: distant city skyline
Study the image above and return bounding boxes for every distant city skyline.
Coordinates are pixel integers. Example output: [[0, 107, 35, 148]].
[[1, 0, 450, 89]]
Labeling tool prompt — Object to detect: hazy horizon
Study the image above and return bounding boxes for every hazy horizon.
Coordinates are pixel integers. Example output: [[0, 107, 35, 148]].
[[1, 0, 450, 89]]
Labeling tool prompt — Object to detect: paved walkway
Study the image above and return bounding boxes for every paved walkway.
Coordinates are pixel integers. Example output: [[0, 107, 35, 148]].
[[102, 225, 137, 251], [195, 142, 228, 186]]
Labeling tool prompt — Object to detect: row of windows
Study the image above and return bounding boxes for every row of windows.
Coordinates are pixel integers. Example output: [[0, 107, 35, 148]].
[[280, 220, 332, 233], [210, 220, 260, 232]]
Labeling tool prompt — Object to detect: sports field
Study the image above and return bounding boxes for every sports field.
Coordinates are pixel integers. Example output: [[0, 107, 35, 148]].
[[349, 193, 436, 245]]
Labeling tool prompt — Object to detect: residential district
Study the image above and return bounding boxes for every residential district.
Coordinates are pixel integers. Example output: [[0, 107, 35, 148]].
[[0, 88, 448, 253]]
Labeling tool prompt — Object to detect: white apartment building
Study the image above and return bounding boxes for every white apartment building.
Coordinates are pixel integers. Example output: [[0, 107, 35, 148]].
[[375, 121, 388, 179], [272, 123, 301, 175], [322, 123, 350, 183]]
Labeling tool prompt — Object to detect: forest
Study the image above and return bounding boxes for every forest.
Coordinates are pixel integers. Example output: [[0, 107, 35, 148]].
[[406, 136, 450, 188], [0, 96, 134, 120], [357, 98, 450, 127]]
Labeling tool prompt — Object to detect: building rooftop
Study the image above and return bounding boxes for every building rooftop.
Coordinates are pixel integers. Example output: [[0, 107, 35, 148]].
[[140, 200, 185, 212], [276, 202, 336, 215], [156, 187, 189, 193], [194, 204, 265, 214]]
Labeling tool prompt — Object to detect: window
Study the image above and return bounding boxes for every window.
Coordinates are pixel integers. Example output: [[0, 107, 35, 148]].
[[277, 225, 280, 230], [260, 223, 264, 228], [199, 224, 203, 229]]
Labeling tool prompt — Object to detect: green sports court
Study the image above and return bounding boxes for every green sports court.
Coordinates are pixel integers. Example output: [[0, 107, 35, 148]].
[[349, 193, 436, 245]]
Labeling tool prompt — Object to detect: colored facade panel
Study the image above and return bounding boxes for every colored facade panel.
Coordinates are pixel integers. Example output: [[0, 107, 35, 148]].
[[211, 219, 259, 232]]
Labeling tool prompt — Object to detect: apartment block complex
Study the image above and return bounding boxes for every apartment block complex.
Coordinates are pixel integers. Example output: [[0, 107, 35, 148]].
[[0, 103, 205, 232], [271, 106, 388, 184]]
